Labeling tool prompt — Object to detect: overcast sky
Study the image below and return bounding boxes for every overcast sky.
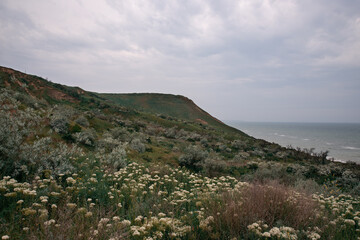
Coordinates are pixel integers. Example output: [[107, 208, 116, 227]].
[[1, 0, 359, 122]]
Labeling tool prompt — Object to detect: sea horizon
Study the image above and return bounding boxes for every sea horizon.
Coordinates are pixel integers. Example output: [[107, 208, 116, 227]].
[[226, 121, 360, 164]]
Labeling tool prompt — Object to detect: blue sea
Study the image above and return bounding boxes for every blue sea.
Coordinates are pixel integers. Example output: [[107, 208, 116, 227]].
[[227, 122, 360, 164]]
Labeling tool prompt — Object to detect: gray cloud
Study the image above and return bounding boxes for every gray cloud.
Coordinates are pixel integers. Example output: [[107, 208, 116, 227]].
[[0, 0, 359, 122]]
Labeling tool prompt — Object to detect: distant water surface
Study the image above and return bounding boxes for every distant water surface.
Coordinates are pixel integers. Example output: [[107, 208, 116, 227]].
[[227, 122, 360, 164]]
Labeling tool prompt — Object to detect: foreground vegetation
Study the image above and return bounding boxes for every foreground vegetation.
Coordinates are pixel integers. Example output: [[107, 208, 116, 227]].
[[1, 66, 360, 239], [1, 160, 359, 239]]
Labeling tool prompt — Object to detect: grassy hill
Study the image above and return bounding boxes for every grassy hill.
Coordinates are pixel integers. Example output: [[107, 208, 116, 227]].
[[1, 66, 360, 239], [0, 66, 242, 134], [100, 93, 240, 133]]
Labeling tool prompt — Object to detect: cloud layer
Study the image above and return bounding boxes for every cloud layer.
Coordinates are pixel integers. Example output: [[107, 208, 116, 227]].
[[1, 0, 359, 122]]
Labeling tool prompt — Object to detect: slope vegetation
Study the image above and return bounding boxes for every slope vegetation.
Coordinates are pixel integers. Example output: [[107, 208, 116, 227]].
[[1, 66, 360, 239], [0, 66, 241, 134], [100, 93, 238, 133]]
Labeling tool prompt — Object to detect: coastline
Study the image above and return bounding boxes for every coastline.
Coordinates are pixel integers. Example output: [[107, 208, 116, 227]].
[[226, 121, 360, 164]]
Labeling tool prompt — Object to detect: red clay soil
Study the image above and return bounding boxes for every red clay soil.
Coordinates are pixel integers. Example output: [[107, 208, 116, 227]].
[[1, 66, 79, 103], [47, 89, 78, 102], [195, 118, 208, 125]]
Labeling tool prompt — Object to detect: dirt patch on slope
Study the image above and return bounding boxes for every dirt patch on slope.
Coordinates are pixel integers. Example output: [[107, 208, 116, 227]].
[[48, 89, 78, 102]]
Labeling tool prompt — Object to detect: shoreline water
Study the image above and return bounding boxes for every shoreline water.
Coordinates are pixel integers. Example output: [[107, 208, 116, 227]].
[[226, 121, 360, 164]]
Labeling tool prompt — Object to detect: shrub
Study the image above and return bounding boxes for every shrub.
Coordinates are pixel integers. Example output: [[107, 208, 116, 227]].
[[75, 115, 89, 127], [231, 139, 245, 150], [200, 137, 208, 147], [186, 132, 201, 142], [96, 132, 121, 153], [178, 145, 208, 171], [73, 128, 97, 146], [130, 138, 145, 153], [145, 125, 164, 136], [110, 127, 130, 142], [215, 143, 227, 152], [243, 162, 299, 186], [105, 145, 128, 170], [201, 157, 227, 176], [164, 127, 177, 138], [0, 89, 40, 177], [69, 124, 82, 134], [175, 129, 188, 139], [17, 137, 79, 178], [207, 183, 320, 238], [293, 179, 323, 195], [14, 91, 46, 109], [49, 106, 74, 134], [0, 112, 27, 174], [233, 151, 250, 162]]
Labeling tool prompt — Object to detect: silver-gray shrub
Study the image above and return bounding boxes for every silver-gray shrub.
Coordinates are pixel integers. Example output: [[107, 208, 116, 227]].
[[73, 128, 97, 146], [130, 138, 145, 153], [75, 115, 89, 127], [186, 132, 201, 141], [216, 143, 227, 152], [17, 137, 80, 177], [178, 145, 208, 171], [233, 151, 251, 162], [200, 137, 209, 147], [231, 139, 245, 150], [111, 127, 130, 142], [175, 129, 188, 139], [293, 179, 323, 195], [145, 125, 164, 136], [201, 154, 227, 176], [164, 127, 177, 138], [0, 89, 40, 175], [13, 91, 47, 109], [96, 145, 127, 170], [96, 132, 121, 152], [49, 106, 74, 134], [107, 145, 127, 169]]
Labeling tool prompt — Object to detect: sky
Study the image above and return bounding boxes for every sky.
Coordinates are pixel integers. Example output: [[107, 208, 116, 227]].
[[1, 0, 359, 123]]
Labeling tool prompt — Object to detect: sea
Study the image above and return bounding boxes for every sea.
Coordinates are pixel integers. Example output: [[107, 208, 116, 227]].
[[226, 121, 360, 164]]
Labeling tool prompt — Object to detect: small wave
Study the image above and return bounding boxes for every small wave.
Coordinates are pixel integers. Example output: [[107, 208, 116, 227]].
[[341, 146, 360, 150], [276, 134, 299, 139], [327, 156, 347, 163], [303, 138, 309, 141], [326, 142, 333, 145], [333, 159, 347, 163]]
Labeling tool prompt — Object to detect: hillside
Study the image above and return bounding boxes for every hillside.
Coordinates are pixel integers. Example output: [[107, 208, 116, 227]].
[[0, 66, 95, 102], [100, 93, 219, 125], [1, 66, 360, 239], [100, 93, 244, 134], [0, 66, 241, 134]]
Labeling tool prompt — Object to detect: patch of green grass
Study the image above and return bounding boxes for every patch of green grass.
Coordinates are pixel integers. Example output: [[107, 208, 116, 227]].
[[89, 117, 114, 133]]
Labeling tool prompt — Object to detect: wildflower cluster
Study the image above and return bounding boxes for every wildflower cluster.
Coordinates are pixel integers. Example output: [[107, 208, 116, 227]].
[[1, 159, 360, 239]]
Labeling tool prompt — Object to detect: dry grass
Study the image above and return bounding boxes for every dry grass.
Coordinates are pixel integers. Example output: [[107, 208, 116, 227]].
[[207, 181, 320, 238]]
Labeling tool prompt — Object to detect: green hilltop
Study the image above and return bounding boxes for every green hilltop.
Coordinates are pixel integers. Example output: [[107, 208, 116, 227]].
[[99, 93, 240, 133]]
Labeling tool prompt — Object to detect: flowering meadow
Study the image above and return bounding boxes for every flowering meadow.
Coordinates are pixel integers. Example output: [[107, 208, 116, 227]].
[[1, 158, 359, 239]]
